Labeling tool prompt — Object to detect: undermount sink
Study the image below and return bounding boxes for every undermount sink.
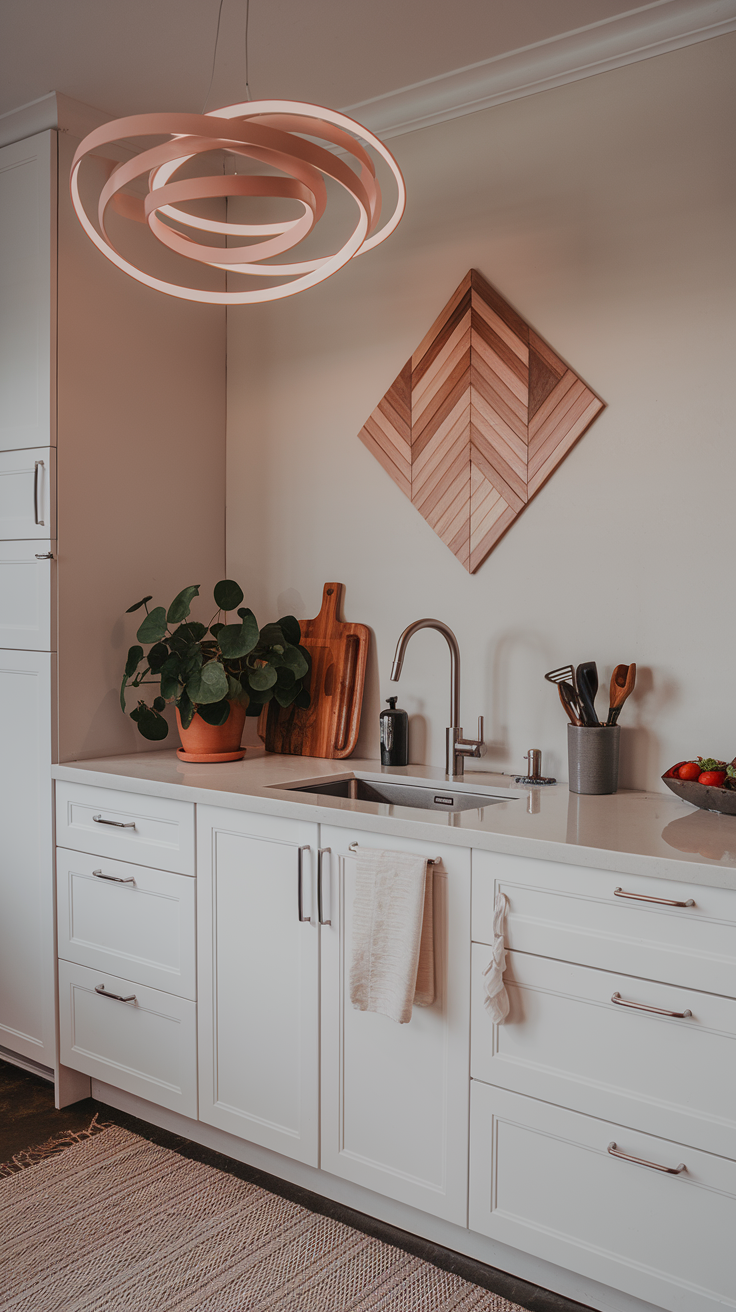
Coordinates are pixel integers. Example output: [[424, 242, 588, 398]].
[[277, 774, 510, 813]]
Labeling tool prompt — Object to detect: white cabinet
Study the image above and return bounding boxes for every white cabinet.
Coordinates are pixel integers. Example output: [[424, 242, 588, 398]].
[[319, 825, 471, 1225], [0, 541, 55, 649], [469, 848, 736, 1312], [0, 447, 55, 540], [196, 809, 471, 1223], [0, 132, 55, 453], [197, 805, 320, 1164], [56, 785, 197, 1113], [0, 650, 55, 1066], [0, 108, 224, 1099], [469, 1082, 736, 1312]]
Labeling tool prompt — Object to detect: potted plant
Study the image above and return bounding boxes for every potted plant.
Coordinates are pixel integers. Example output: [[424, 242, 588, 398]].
[[120, 579, 310, 761]]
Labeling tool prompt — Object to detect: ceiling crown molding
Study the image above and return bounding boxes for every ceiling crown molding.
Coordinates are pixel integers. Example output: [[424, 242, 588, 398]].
[[0, 92, 114, 150], [345, 0, 736, 139]]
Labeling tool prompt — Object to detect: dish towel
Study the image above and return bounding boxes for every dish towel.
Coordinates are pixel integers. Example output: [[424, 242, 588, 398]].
[[482, 890, 510, 1024], [350, 848, 434, 1024]]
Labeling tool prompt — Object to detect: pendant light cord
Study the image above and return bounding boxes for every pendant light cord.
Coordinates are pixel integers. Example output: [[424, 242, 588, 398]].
[[244, 0, 252, 100], [202, 0, 251, 112], [202, 0, 226, 113]]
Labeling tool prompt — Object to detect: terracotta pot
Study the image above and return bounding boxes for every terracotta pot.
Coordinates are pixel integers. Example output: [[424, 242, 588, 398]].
[[176, 700, 247, 763]]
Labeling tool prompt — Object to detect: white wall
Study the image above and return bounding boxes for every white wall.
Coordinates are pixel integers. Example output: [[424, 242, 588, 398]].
[[226, 36, 735, 791]]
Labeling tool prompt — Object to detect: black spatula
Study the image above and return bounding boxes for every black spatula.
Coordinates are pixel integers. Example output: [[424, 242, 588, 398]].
[[576, 662, 600, 726]]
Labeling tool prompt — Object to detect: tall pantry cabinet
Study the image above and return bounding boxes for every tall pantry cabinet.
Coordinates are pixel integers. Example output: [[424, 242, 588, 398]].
[[0, 104, 226, 1103]]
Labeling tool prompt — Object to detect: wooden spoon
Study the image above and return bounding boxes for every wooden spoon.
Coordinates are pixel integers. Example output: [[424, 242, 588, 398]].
[[606, 664, 636, 726]]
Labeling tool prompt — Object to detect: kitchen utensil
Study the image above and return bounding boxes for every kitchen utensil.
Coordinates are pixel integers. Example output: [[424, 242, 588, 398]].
[[544, 664, 577, 691], [558, 682, 582, 726], [606, 663, 636, 726], [576, 662, 600, 726], [262, 582, 370, 759]]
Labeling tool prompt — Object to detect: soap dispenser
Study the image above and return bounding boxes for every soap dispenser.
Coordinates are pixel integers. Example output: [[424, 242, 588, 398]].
[[380, 696, 408, 767]]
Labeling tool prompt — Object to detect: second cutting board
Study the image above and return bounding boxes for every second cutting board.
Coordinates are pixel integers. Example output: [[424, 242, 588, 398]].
[[262, 582, 369, 759]]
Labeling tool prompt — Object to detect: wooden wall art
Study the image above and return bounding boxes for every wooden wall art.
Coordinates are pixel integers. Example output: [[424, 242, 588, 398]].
[[358, 269, 604, 573]]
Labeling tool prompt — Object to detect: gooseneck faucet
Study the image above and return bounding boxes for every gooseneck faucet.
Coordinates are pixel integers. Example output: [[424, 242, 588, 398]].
[[389, 619, 485, 780]]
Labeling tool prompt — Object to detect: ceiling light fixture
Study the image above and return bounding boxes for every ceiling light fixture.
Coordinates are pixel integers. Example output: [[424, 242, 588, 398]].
[[68, 5, 405, 305]]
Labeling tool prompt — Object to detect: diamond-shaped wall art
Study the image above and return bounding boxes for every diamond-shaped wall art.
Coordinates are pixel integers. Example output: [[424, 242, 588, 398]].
[[358, 269, 604, 573]]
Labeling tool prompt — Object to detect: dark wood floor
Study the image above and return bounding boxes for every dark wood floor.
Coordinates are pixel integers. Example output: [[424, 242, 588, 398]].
[[0, 1058, 594, 1312]]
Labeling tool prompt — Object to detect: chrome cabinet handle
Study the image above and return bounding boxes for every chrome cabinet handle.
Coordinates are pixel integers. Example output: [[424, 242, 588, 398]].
[[611, 991, 692, 1019], [317, 848, 331, 926], [35, 552, 54, 560], [614, 886, 694, 908], [297, 845, 311, 922], [92, 814, 136, 828], [95, 984, 137, 1004], [34, 460, 45, 526], [608, 1142, 685, 1174], [92, 868, 136, 885]]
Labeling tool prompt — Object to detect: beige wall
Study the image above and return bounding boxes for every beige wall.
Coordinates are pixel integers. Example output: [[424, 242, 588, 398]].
[[226, 36, 735, 791]]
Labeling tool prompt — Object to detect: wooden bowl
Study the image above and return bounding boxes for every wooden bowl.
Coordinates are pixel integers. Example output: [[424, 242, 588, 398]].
[[662, 766, 736, 816]]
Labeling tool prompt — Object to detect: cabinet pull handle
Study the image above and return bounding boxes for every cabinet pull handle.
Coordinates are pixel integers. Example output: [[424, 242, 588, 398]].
[[92, 869, 136, 885], [95, 984, 137, 1005], [34, 460, 45, 526], [297, 845, 311, 922], [607, 1142, 685, 1174], [35, 552, 54, 560], [611, 991, 692, 1019], [317, 848, 331, 926], [93, 814, 136, 829], [614, 886, 694, 908]]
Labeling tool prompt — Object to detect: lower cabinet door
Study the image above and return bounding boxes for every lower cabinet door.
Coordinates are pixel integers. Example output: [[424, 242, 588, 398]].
[[58, 960, 197, 1117], [0, 649, 55, 1067], [196, 806, 320, 1166], [469, 1082, 736, 1312], [319, 826, 471, 1225]]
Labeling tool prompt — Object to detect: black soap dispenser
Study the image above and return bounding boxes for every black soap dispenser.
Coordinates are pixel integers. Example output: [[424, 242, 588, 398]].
[[380, 696, 409, 767]]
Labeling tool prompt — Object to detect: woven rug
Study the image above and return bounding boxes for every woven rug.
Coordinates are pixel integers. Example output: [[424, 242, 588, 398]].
[[0, 1124, 529, 1312]]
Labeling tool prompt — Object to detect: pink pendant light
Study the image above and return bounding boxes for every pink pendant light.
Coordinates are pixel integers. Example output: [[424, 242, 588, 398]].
[[70, 99, 405, 304]]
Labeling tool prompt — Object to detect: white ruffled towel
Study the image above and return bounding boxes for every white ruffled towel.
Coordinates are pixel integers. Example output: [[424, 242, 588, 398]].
[[349, 848, 434, 1025], [482, 890, 510, 1023]]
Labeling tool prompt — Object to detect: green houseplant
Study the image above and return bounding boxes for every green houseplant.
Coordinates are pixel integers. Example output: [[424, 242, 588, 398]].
[[121, 579, 310, 751]]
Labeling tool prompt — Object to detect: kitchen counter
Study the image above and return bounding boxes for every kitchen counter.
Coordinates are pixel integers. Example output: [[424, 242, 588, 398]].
[[52, 749, 736, 890]]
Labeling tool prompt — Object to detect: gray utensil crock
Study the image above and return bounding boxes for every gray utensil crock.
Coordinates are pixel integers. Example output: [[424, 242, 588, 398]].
[[567, 724, 620, 795]]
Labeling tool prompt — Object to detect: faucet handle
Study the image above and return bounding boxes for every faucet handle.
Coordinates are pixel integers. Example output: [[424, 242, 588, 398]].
[[474, 716, 486, 756]]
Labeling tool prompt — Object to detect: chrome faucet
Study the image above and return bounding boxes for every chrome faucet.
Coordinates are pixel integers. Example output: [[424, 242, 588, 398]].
[[389, 619, 485, 780]]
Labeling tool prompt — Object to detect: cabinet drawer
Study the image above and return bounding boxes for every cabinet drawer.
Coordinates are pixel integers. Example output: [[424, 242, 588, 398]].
[[56, 848, 196, 999], [470, 1082, 736, 1312], [473, 850, 736, 997], [58, 960, 197, 1118], [55, 781, 194, 874], [0, 540, 54, 649], [471, 946, 736, 1159]]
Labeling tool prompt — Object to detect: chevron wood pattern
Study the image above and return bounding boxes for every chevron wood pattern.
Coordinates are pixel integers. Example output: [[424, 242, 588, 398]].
[[358, 269, 604, 572]]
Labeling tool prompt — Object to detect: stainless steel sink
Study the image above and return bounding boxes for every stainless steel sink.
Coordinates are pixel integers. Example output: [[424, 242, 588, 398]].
[[278, 775, 510, 813]]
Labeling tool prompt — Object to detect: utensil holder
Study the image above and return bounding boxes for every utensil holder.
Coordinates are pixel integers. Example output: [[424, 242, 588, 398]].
[[567, 725, 620, 795]]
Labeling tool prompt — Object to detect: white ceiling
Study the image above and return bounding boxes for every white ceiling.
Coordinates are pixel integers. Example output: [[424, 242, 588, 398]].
[[1, 0, 730, 129]]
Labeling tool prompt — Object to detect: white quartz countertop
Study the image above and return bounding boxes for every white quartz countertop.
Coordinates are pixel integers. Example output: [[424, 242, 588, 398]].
[[52, 749, 736, 890]]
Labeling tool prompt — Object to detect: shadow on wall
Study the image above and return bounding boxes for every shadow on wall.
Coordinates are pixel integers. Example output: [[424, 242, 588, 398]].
[[616, 665, 679, 789]]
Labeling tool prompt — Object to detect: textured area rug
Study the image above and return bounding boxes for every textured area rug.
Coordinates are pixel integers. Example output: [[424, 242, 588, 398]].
[[0, 1124, 528, 1312]]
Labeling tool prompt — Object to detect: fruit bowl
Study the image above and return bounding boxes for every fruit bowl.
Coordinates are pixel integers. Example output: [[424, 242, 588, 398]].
[[662, 765, 736, 816]]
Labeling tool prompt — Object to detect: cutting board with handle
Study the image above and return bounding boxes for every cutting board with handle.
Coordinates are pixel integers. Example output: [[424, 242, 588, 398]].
[[261, 582, 370, 758]]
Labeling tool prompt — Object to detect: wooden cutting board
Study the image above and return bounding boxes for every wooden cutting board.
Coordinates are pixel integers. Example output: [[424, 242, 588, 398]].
[[261, 582, 370, 759]]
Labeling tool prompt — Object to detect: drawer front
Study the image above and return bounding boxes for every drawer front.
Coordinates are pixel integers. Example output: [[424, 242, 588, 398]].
[[471, 945, 736, 1159], [56, 781, 195, 874], [470, 1082, 736, 1312], [0, 447, 55, 539], [473, 850, 736, 997], [0, 540, 54, 649], [56, 848, 196, 999], [58, 960, 197, 1118]]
